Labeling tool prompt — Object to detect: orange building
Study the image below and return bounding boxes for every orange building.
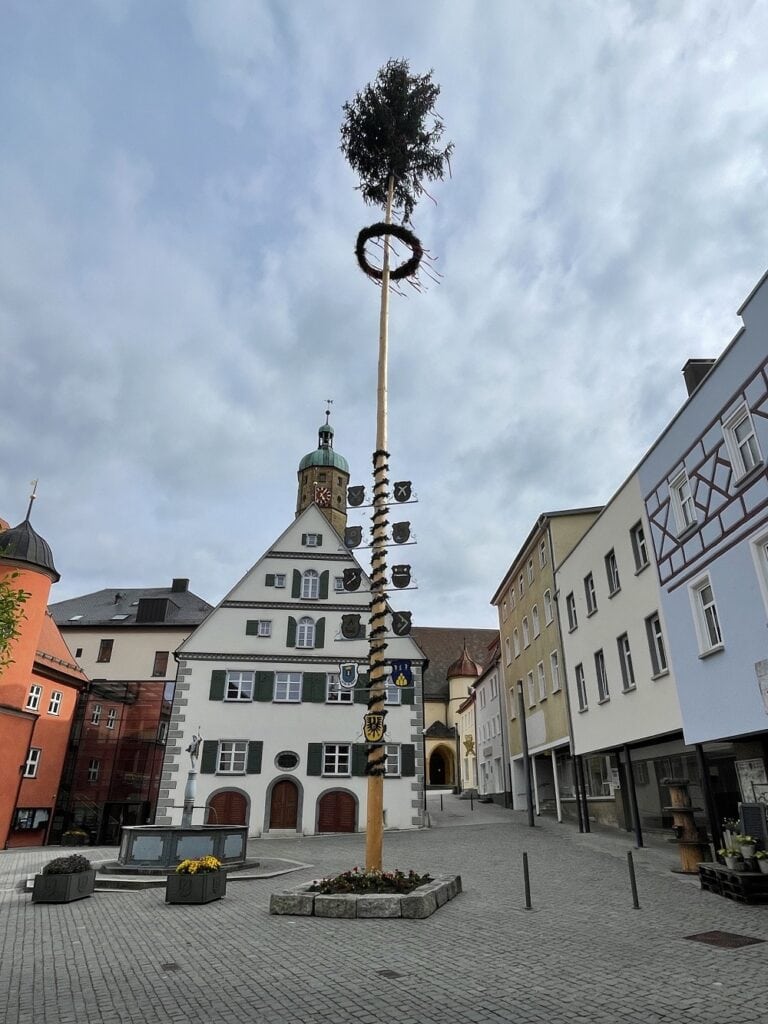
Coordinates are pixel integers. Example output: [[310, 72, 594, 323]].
[[0, 513, 88, 848]]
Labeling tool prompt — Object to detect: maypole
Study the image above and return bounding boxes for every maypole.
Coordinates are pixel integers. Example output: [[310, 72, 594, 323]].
[[341, 60, 453, 871]]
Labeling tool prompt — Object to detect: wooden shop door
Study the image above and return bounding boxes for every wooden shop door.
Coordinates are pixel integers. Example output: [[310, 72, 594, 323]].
[[317, 791, 356, 833], [206, 790, 247, 826], [269, 779, 299, 829]]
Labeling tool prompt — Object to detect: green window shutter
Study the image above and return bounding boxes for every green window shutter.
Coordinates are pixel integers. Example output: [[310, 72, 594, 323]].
[[354, 672, 369, 705], [315, 617, 325, 649], [265, 574, 275, 587], [245, 620, 259, 636], [301, 533, 307, 546], [351, 744, 368, 776], [319, 570, 329, 599], [317, 533, 323, 546], [402, 682, 415, 705], [254, 671, 274, 701], [401, 744, 416, 777], [286, 616, 297, 647], [302, 672, 326, 703], [292, 570, 301, 598], [200, 740, 218, 774], [246, 741, 263, 774], [209, 670, 226, 701], [307, 743, 323, 776]]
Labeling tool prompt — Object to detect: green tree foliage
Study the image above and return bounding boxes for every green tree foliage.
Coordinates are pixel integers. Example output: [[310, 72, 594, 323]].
[[0, 572, 29, 673], [340, 59, 454, 223]]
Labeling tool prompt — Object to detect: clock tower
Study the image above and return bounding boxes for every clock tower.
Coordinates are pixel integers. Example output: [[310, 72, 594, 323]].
[[296, 411, 349, 535]]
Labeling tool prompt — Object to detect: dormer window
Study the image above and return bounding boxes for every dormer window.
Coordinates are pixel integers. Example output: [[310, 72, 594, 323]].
[[302, 533, 323, 548]]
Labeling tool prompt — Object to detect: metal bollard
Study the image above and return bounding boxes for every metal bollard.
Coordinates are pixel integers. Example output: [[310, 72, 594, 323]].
[[470, 792, 474, 811], [627, 850, 640, 909], [440, 793, 444, 812], [523, 851, 532, 910]]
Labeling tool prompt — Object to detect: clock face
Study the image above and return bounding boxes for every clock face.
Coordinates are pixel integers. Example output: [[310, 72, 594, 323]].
[[315, 486, 331, 507]]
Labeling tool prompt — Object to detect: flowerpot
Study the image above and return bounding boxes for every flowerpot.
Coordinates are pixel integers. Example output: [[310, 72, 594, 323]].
[[739, 844, 756, 859], [723, 856, 742, 871], [757, 860, 768, 875], [165, 870, 226, 904], [32, 869, 96, 903]]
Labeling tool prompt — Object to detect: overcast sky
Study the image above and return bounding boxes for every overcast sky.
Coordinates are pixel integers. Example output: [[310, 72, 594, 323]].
[[3, 0, 768, 629]]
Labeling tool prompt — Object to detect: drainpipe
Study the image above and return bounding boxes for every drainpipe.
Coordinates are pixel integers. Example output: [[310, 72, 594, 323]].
[[517, 681, 535, 827]]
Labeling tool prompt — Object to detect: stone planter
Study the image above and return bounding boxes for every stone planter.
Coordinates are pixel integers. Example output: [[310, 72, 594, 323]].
[[32, 869, 96, 903], [165, 870, 226, 904], [757, 859, 768, 875], [270, 874, 461, 919]]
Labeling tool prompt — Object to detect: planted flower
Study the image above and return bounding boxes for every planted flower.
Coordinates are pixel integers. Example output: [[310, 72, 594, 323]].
[[175, 855, 221, 875], [309, 867, 432, 895]]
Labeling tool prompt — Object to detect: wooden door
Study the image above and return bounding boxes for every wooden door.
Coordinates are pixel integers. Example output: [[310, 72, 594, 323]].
[[317, 791, 356, 833], [269, 780, 299, 829], [206, 790, 247, 826]]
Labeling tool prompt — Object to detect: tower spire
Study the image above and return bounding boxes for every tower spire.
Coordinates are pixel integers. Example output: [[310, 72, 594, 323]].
[[25, 479, 38, 522]]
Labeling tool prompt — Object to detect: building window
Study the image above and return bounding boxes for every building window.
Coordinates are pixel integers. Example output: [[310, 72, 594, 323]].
[[152, 651, 169, 677], [157, 721, 168, 744], [539, 539, 547, 568], [543, 590, 553, 625], [26, 685, 42, 711], [47, 690, 62, 716], [23, 748, 41, 778], [532, 605, 540, 637], [87, 759, 100, 783], [275, 672, 302, 702], [509, 687, 517, 718], [575, 664, 588, 711], [323, 743, 351, 776], [385, 679, 402, 705], [519, 574, 524, 597], [723, 403, 762, 479], [669, 469, 696, 533], [513, 629, 520, 657], [630, 521, 649, 571], [326, 673, 353, 703], [504, 636, 512, 665], [301, 570, 320, 599], [584, 755, 612, 797], [566, 592, 577, 631], [605, 550, 620, 595], [550, 651, 561, 692], [385, 744, 401, 777], [334, 576, 345, 593], [509, 586, 516, 609], [527, 559, 534, 584], [91, 704, 102, 725], [537, 661, 546, 701], [502, 599, 508, 622], [218, 740, 247, 774], [584, 573, 597, 615], [750, 530, 768, 616], [96, 639, 114, 663], [617, 634, 635, 691], [106, 708, 117, 729], [257, 620, 272, 637], [691, 577, 723, 654], [75, 648, 83, 658], [296, 617, 316, 648], [490, 675, 498, 699], [594, 649, 609, 702], [303, 533, 321, 548], [645, 613, 668, 676], [226, 670, 255, 701], [526, 671, 536, 707], [522, 618, 530, 647]]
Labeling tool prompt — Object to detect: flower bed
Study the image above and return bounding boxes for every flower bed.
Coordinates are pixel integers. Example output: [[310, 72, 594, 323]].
[[308, 867, 431, 895], [270, 873, 461, 919]]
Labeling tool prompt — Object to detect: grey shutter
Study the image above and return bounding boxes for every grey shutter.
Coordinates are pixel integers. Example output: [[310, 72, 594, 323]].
[[246, 741, 263, 774], [302, 672, 326, 703], [401, 744, 416, 776], [354, 672, 369, 705], [209, 670, 226, 701], [292, 570, 301, 598], [307, 743, 323, 775], [265, 574, 275, 587], [319, 570, 329, 599], [314, 617, 325, 649], [245, 620, 259, 636], [316, 533, 323, 546], [254, 671, 274, 701], [286, 616, 297, 647], [351, 744, 368, 776], [301, 533, 307, 546], [402, 681, 415, 705], [200, 740, 218, 774]]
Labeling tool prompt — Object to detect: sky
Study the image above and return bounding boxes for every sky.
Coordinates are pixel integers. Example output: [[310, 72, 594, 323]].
[[3, 0, 768, 629]]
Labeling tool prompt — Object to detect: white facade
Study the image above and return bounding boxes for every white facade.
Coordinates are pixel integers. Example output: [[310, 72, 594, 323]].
[[474, 657, 508, 800], [158, 505, 425, 836]]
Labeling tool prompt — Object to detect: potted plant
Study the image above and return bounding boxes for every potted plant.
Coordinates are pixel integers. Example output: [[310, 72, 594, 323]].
[[31, 854, 96, 903], [61, 828, 90, 847], [717, 847, 743, 871], [754, 851, 768, 875], [721, 817, 739, 847], [735, 834, 757, 859], [165, 855, 226, 905]]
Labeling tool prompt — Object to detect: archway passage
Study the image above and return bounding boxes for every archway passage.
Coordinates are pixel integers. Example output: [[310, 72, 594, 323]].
[[317, 791, 356, 833], [269, 779, 299, 829], [205, 790, 247, 826], [429, 748, 448, 785]]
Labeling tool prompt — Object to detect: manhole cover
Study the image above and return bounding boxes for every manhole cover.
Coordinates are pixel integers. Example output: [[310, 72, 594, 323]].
[[685, 931, 765, 949], [160, 963, 180, 972], [377, 970, 405, 979]]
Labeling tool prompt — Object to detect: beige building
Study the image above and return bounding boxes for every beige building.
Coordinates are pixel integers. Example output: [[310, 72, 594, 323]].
[[491, 509, 601, 818]]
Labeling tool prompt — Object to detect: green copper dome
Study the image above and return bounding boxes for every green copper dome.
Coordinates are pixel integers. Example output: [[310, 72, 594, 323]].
[[298, 421, 349, 473]]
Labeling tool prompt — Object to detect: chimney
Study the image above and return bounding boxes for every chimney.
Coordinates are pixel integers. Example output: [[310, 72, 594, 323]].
[[171, 578, 189, 593], [682, 359, 715, 397]]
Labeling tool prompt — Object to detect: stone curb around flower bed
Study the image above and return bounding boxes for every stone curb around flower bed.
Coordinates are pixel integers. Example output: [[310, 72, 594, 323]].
[[269, 874, 461, 919]]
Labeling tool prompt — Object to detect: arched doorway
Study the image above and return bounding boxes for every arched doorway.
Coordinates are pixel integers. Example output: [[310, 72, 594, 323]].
[[269, 779, 299, 829], [205, 790, 248, 826], [429, 748, 448, 785], [317, 790, 356, 833]]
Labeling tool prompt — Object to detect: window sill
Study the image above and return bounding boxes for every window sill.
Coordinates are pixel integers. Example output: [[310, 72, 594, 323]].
[[633, 562, 649, 576], [675, 522, 697, 543], [216, 772, 246, 776], [587, 608, 598, 618], [621, 685, 636, 694], [608, 587, 621, 599], [322, 774, 351, 778], [597, 697, 610, 705], [698, 643, 724, 660], [568, 625, 578, 634], [545, 617, 554, 627], [650, 669, 669, 681], [578, 706, 589, 713], [731, 463, 764, 490]]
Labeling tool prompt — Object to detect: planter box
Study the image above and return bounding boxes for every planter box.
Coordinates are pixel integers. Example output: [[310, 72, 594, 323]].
[[32, 869, 96, 904], [270, 874, 461, 919], [165, 870, 227, 905]]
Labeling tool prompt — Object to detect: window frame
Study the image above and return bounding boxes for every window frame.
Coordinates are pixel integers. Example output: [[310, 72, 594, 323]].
[[217, 740, 248, 774], [304, 533, 321, 548], [522, 617, 530, 647], [604, 549, 620, 595], [584, 573, 597, 616], [90, 704, 102, 725], [537, 661, 546, 701], [273, 573, 286, 588], [48, 690, 62, 716], [543, 589, 553, 625], [96, 638, 114, 663], [645, 612, 668, 677], [326, 672, 353, 704], [385, 743, 401, 777], [226, 670, 255, 702], [594, 649, 609, 702], [532, 605, 540, 638], [24, 747, 41, 778], [617, 633, 635, 691], [722, 403, 762, 481], [550, 651, 561, 692], [566, 592, 577, 631], [323, 743, 351, 776], [384, 679, 402, 705], [526, 671, 536, 708], [301, 569, 320, 600], [630, 521, 649, 572], [539, 539, 547, 568], [513, 629, 520, 658], [274, 672, 302, 703], [152, 650, 170, 677], [106, 708, 117, 729], [296, 616, 316, 649], [690, 575, 724, 655], [26, 684, 42, 711], [575, 663, 588, 711], [504, 636, 512, 665], [87, 758, 100, 783], [669, 468, 697, 534]]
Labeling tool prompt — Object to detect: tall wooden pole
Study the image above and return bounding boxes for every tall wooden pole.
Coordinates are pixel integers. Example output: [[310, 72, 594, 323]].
[[365, 174, 395, 871]]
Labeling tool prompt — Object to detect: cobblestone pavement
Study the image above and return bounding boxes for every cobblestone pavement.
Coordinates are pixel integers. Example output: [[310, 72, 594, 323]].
[[2, 794, 767, 1024]]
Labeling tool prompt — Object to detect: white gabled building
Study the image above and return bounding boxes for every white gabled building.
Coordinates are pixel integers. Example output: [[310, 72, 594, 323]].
[[156, 421, 425, 836]]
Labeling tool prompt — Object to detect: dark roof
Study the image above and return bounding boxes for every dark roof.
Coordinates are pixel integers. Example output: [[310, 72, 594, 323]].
[[424, 720, 456, 739], [0, 519, 60, 581], [411, 626, 499, 701], [50, 584, 212, 627]]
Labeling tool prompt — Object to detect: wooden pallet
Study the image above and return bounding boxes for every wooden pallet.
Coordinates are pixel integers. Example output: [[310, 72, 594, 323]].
[[698, 863, 768, 904]]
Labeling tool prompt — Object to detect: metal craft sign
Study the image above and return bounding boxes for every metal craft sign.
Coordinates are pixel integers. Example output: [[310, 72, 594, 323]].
[[391, 660, 412, 688], [363, 712, 386, 743], [338, 663, 359, 689]]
